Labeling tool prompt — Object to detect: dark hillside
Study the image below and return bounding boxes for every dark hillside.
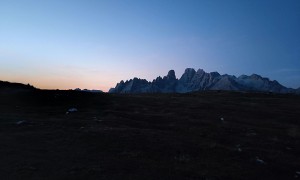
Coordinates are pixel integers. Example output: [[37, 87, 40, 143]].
[[0, 81, 36, 93]]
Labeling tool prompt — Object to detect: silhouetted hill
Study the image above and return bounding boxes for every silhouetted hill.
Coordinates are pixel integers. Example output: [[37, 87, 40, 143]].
[[0, 80, 37, 93]]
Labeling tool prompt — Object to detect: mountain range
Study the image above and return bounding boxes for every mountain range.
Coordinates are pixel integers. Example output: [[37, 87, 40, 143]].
[[109, 68, 299, 94]]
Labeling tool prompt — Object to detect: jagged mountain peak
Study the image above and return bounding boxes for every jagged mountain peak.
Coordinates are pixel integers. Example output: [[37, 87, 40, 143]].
[[184, 68, 196, 74], [154, 76, 163, 81], [249, 74, 264, 80], [166, 70, 176, 80], [180, 68, 196, 82], [197, 68, 205, 73], [209, 72, 220, 78]]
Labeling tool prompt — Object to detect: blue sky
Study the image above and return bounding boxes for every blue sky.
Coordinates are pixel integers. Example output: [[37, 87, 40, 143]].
[[0, 0, 300, 91]]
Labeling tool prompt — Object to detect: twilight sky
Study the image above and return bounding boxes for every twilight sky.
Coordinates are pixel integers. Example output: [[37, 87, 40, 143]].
[[1, 0, 300, 91]]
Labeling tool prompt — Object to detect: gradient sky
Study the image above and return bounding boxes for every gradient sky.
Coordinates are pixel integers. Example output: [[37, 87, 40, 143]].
[[1, 0, 300, 91]]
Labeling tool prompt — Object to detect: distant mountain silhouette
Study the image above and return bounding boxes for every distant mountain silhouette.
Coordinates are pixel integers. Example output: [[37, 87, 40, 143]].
[[74, 88, 103, 93], [0, 81, 36, 93], [109, 68, 298, 94]]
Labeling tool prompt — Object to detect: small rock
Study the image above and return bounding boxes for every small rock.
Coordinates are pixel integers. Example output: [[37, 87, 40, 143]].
[[220, 117, 224, 121], [16, 120, 27, 125], [236, 144, 242, 152], [66, 108, 78, 114], [68, 108, 78, 112], [256, 157, 265, 164]]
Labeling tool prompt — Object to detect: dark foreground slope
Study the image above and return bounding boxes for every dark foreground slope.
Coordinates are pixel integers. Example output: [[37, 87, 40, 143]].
[[0, 91, 300, 180]]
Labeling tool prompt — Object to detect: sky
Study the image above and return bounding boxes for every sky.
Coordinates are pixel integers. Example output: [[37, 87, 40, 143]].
[[0, 0, 300, 91]]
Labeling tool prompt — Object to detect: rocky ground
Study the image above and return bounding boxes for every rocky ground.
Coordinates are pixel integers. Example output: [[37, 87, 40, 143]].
[[0, 90, 299, 179]]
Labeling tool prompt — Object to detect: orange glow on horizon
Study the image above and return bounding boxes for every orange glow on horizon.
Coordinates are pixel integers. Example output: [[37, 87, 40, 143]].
[[0, 74, 114, 92]]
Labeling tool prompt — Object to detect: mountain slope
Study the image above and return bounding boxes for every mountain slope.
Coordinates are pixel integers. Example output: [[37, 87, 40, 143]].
[[109, 68, 295, 94]]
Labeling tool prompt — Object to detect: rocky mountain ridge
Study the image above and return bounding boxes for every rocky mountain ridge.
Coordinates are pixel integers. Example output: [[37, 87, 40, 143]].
[[109, 68, 298, 94]]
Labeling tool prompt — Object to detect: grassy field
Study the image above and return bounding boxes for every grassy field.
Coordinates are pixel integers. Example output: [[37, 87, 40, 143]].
[[0, 90, 300, 179]]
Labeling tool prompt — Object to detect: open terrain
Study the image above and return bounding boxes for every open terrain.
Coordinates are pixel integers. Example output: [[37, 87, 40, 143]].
[[0, 90, 300, 179]]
